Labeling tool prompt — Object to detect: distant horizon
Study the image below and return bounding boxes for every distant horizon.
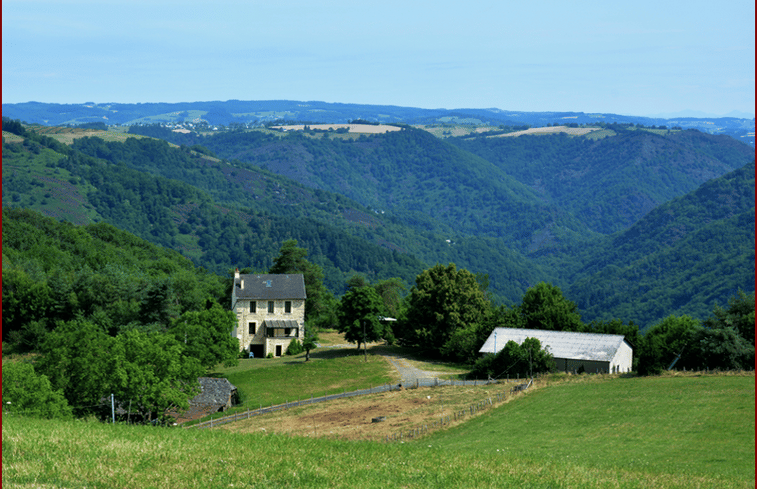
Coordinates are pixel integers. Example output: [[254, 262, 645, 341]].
[[2, 98, 753, 121], [3, 1, 753, 117]]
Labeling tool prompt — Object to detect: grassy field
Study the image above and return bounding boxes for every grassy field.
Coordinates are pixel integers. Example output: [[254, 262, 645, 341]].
[[430, 372, 755, 486], [215, 350, 398, 412], [3, 363, 753, 489], [4, 372, 753, 488]]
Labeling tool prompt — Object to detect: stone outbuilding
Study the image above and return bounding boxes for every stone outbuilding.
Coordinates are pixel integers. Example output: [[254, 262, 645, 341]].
[[231, 271, 306, 358], [479, 328, 633, 374]]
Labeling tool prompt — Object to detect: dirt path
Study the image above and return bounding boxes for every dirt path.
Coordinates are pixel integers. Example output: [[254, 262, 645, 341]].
[[381, 353, 449, 385]]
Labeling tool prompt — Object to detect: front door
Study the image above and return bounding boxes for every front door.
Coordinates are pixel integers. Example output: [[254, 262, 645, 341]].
[[276, 345, 282, 357]]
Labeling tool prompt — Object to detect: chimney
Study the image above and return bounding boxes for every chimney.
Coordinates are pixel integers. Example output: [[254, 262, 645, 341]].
[[235, 268, 243, 288]]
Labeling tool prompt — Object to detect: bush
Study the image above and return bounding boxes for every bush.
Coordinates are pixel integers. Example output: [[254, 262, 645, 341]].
[[2, 362, 73, 420], [285, 339, 304, 356]]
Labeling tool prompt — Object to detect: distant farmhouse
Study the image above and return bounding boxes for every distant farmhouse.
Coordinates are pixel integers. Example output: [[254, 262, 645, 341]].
[[231, 271, 306, 358], [479, 328, 633, 374]]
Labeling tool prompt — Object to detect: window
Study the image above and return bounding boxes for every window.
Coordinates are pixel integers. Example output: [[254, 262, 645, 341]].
[[285, 328, 291, 336], [248, 322, 256, 335], [250, 301, 256, 313], [285, 301, 292, 313], [268, 301, 274, 313]]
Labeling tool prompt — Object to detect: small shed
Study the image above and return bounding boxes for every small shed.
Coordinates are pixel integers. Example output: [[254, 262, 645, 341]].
[[479, 328, 633, 374], [191, 377, 238, 412]]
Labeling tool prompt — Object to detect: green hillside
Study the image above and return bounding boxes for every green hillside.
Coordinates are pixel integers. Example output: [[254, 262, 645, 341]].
[[3, 124, 548, 301], [3, 373, 753, 488], [450, 127, 753, 234], [3, 119, 753, 326], [195, 126, 598, 255], [567, 162, 755, 327]]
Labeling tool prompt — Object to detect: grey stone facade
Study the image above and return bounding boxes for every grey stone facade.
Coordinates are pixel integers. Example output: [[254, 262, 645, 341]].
[[231, 271, 306, 357]]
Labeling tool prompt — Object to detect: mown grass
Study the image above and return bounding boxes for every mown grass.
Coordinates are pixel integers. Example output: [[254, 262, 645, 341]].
[[202, 351, 397, 420], [4, 374, 753, 489], [429, 372, 755, 487]]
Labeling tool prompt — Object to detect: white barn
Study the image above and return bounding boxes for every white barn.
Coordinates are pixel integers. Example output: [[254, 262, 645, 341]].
[[479, 328, 633, 374]]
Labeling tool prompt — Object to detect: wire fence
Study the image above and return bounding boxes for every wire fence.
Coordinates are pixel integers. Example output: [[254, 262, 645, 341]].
[[186, 377, 499, 430], [384, 379, 533, 443]]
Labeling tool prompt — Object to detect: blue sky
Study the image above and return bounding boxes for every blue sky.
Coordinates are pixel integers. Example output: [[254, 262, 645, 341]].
[[3, 0, 754, 117]]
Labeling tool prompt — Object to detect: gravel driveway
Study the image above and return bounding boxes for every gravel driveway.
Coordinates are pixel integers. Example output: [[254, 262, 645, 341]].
[[381, 353, 448, 385]]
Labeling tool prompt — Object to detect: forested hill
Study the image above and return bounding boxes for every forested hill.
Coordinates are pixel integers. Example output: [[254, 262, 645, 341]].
[[449, 128, 753, 234], [566, 161, 755, 326], [1, 123, 545, 300], [2, 119, 754, 328], [194, 127, 597, 255]]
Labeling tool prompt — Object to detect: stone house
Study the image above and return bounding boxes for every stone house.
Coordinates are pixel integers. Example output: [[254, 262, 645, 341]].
[[231, 270, 306, 358]]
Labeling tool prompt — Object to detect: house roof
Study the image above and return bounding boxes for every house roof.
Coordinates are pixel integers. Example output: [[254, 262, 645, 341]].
[[479, 328, 630, 363], [234, 274, 306, 300], [190, 377, 237, 407]]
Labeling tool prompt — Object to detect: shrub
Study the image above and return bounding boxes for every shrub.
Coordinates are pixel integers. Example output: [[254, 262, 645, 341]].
[[2, 362, 73, 420], [285, 339, 304, 356]]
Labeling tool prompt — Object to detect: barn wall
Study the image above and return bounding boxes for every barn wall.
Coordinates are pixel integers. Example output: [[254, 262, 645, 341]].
[[555, 358, 611, 373], [610, 341, 633, 373]]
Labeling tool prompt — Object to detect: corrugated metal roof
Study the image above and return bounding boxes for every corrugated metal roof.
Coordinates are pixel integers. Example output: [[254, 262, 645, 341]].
[[479, 328, 628, 362], [234, 274, 306, 300]]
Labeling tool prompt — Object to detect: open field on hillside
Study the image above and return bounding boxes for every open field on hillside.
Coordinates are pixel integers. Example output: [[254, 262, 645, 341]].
[[270, 123, 402, 134], [2, 130, 25, 142], [493, 125, 601, 137], [28, 126, 154, 145], [415, 124, 499, 138], [4, 372, 752, 488]]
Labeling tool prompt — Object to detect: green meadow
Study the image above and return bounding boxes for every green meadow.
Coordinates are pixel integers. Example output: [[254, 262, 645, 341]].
[[3, 371, 753, 489]]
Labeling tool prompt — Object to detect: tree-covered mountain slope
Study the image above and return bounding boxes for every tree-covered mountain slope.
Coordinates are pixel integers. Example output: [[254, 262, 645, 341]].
[[192, 126, 599, 256], [3, 119, 752, 324], [2, 124, 547, 301], [449, 127, 754, 234], [565, 161, 755, 328]]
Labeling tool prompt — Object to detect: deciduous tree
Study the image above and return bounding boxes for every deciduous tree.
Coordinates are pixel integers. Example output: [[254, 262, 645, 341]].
[[337, 286, 385, 349], [399, 263, 490, 359], [2, 362, 73, 420], [170, 302, 239, 369], [519, 282, 585, 332]]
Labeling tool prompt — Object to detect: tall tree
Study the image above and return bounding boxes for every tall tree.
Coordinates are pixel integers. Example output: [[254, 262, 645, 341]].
[[372, 277, 406, 319], [519, 282, 586, 332], [637, 315, 700, 375], [337, 286, 385, 350], [36, 319, 125, 417], [116, 330, 204, 423], [399, 263, 491, 359], [169, 302, 240, 369], [703, 290, 755, 344], [269, 240, 333, 322]]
